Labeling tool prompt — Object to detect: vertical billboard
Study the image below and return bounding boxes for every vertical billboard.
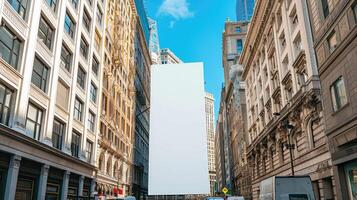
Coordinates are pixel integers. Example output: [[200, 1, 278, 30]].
[[149, 63, 209, 195]]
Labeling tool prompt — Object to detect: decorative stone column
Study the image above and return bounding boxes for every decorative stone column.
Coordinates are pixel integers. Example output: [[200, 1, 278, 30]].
[[90, 178, 96, 197], [37, 164, 50, 200], [78, 175, 84, 197], [61, 171, 70, 199], [4, 155, 21, 200]]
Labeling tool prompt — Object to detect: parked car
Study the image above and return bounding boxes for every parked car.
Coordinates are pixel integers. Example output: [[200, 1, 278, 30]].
[[124, 196, 136, 200], [227, 196, 244, 200]]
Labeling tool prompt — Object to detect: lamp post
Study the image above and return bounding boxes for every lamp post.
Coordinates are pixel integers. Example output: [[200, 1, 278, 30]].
[[273, 112, 295, 176], [285, 123, 295, 176]]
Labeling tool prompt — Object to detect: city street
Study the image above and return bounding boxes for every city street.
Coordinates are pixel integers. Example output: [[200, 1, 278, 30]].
[[0, 0, 356, 199]]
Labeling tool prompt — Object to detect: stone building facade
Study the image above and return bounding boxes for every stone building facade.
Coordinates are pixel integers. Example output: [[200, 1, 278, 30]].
[[0, 0, 108, 198], [96, 0, 137, 198], [215, 92, 227, 194], [221, 21, 251, 198], [306, 0, 357, 199], [239, 0, 335, 199]]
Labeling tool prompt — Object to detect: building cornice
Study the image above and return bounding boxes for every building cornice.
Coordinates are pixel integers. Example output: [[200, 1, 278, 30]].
[[239, 0, 275, 80], [0, 124, 96, 174]]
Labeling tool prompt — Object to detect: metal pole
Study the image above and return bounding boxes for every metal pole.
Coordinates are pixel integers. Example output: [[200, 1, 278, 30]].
[[136, 106, 150, 118], [288, 129, 295, 176]]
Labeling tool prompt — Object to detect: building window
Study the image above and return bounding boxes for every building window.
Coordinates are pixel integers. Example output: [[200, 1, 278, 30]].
[[96, 6, 103, 25], [80, 36, 89, 59], [7, 0, 28, 19], [92, 56, 99, 75], [74, 97, 83, 122], [15, 177, 35, 199], [86, 140, 93, 162], [0, 25, 21, 69], [46, 183, 60, 199], [45, 0, 57, 12], [235, 27, 241, 33], [321, 0, 330, 18], [354, 3, 357, 22], [52, 119, 65, 150], [31, 57, 49, 93], [38, 16, 54, 50], [83, 9, 91, 32], [77, 66, 86, 89], [64, 12, 76, 38], [71, 131, 81, 158], [90, 82, 97, 103], [345, 161, 357, 199], [26, 103, 43, 140], [60, 44, 72, 72], [328, 31, 338, 53], [237, 39, 243, 54], [71, 0, 78, 9], [56, 81, 69, 110], [331, 77, 348, 111], [0, 82, 13, 126], [88, 110, 95, 132], [101, 94, 107, 113]]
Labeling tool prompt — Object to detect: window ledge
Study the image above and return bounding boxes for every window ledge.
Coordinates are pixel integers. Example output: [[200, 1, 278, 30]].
[[0, 58, 23, 79], [30, 83, 50, 100], [331, 103, 349, 116]]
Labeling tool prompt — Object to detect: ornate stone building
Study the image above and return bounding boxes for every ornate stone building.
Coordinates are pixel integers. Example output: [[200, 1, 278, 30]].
[[239, 0, 335, 199], [306, 0, 357, 199], [221, 21, 251, 198], [96, 0, 137, 197]]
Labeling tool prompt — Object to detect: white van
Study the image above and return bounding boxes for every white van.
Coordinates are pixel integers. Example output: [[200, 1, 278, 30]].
[[259, 176, 315, 200]]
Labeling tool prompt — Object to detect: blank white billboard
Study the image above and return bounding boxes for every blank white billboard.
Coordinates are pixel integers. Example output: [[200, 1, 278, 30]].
[[149, 62, 209, 195]]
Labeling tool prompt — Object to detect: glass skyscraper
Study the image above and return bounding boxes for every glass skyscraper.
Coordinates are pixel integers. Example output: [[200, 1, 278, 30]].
[[236, 0, 255, 22], [134, 0, 150, 45]]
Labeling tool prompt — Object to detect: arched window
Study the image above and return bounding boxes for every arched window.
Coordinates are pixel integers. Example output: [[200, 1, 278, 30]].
[[98, 153, 105, 171], [113, 161, 118, 178], [107, 158, 112, 176], [118, 164, 123, 180]]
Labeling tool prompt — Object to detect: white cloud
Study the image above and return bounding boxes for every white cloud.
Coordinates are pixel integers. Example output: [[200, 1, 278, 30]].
[[169, 21, 176, 28], [157, 0, 194, 20]]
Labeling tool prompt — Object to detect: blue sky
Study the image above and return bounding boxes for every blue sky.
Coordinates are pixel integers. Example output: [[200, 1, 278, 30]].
[[145, 0, 236, 118]]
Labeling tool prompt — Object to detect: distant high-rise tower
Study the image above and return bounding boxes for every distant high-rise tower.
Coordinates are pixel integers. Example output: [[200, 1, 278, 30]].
[[160, 48, 183, 64], [236, 0, 255, 22], [205, 92, 216, 195], [148, 18, 161, 64]]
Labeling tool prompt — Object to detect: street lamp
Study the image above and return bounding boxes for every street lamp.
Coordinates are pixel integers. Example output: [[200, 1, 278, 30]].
[[285, 123, 295, 176], [273, 112, 295, 176]]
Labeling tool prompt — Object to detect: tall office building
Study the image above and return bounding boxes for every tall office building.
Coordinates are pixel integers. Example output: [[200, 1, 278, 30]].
[[221, 20, 250, 198], [205, 92, 216, 195], [95, 0, 137, 198], [160, 48, 183, 64], [0, 0, 105, 199], [132, 3, 152, 200], [148, 18, 161, 65], [236, 0, 255, 22], [0, 0, 145, 199], [134, 0, 150, 45]]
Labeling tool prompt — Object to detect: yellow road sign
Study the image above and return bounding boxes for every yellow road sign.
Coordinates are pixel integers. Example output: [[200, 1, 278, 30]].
[[222, 187, 228, 194]]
